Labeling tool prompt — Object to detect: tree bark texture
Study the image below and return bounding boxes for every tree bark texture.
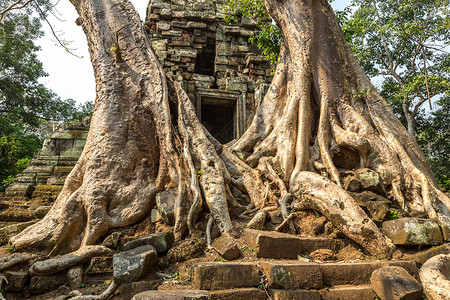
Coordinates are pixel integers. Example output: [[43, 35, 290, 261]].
[[11, 0, 450, 263]]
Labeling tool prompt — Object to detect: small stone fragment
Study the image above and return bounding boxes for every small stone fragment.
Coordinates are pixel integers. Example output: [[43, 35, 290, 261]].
[[371, 266, 423, 300], [124, 230, 175, 253], [212, 233, 241, 260], [156, 188, 176, 225], [382, 218, 443, 246], [355, 168, 385, 194], [113, 245, 157, 284], [247, 210, 268, 229], [102, 231, 123, 249], [151, 208, 161, 223]]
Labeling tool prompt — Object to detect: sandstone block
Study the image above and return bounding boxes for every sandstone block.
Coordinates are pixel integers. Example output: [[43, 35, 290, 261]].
[[319, 286, 375, 300], [156, 189, 176, 225], [210, 288, 266, 300], [192, 262, 260, 290], [167, 239, 206, 263], [355, 168, 385, 194], [29, 273, 68, 294], [123, 230, 174, 253], [320, 260, 418, 286], [370, 266, 423, 300], [382, 218, 443, 245], [212, 232, 241, 260], [102, 231, 123, 249], [272, 290, 321, 300], [132, 290, 209, 300], [243, 229, 344, 259], [260, 261, 323, 290], [437, 215, 450, 241], [113, 245, 157, 284]]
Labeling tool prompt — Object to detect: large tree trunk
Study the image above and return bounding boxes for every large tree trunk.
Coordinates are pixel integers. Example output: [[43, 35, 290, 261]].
[[11, 0, 450, 265]]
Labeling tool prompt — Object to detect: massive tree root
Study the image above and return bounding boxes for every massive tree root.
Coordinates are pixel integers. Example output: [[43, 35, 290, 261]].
[[10, 0, 450, 267]]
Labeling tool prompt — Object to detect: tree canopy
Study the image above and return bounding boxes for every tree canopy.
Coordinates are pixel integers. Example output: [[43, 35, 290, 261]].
[[0, 0, 93, 191]]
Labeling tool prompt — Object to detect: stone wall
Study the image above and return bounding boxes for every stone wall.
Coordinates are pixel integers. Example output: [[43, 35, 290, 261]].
[[0, 119, 90, 229], [144, 0, 273, 142]]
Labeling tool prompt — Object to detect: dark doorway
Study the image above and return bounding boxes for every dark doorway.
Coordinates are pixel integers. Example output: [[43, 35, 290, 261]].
[[201, 104, 234, 143], [195, 39, 215, 76]]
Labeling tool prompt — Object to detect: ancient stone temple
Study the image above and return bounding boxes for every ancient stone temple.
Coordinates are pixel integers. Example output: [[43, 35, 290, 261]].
[[144, 0, 273, 143], [0, 119, 90, 231]]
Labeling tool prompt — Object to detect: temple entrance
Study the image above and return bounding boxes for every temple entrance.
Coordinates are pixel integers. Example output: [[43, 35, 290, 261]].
[[201, 103, 234, 144], [196, 90, 245, 144]]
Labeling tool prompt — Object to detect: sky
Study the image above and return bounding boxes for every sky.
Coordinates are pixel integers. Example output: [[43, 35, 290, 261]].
[[37, 1, 351, 105]]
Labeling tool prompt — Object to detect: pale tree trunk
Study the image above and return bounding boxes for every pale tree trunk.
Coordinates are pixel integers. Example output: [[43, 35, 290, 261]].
[[10, 0, 450, 271]]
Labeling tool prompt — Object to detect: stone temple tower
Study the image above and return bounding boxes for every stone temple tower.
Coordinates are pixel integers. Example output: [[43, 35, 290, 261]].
[[144, 0, 273, 143]]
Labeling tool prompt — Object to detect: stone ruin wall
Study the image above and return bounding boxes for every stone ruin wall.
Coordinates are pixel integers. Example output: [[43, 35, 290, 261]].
[[144, 0, 273, 142], [0, 0, 273, 231]]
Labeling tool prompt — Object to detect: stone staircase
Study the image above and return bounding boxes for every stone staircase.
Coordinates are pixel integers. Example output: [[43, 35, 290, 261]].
[[0, 119, 89, 239]]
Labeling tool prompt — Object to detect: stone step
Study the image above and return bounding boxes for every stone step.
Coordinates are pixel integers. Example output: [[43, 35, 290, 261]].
[[132, 289, 266, 300], [243, 228, 344, 259], [192, 260, 418, 291], [192, 262, 260, 290], [272, 285, 375, 300]]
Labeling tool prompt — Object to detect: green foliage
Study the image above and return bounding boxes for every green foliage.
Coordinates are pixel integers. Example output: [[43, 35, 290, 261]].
[[0, 121, 42, 191], [222, 0, 281, 65], [340, 0, 450, 190], [417, 96, 450, 190], [389, 210, 401, 220]]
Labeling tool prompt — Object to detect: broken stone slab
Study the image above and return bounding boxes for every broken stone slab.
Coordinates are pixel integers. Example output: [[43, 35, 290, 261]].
[[156, 189, 176, 225], [318, 286, 375, 300], [28, 272, 69, 294], [419, 254, 450, 300], [86, 256, 113, 274], [382, 218, 444, 246], [132, 290, 210, 300], [113, 245, 157, 284], [243, 228, 344, 259], [3, 270, 29, 292], [355, 168, 386, 194], [192, 262, 260, 290], [123, 230, 175, 253], [212, 232, 241, 260], [210, 288, 267, 300], [370, 266, 423, 300], [260, 261, 323, 290]]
